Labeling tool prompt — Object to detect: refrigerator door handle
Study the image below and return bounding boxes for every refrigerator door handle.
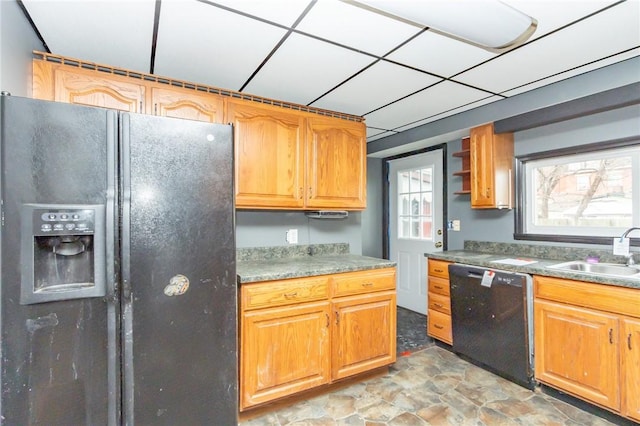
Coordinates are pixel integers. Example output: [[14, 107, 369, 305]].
[[106, 110, 118, 300], [120, 112, 132, 302]]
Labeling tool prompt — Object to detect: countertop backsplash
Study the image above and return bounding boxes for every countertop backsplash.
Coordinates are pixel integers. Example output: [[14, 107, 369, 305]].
[[236, 243, 350, 262], [463, 240, 635, 264]]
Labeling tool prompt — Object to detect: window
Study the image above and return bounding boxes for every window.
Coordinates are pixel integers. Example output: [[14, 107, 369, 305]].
[[515, 139, 639, 244], [397, 167, 433, 240]]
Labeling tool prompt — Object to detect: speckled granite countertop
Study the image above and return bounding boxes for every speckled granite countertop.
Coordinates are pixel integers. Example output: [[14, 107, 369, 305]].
[[425, 241, 640, 289], [237, 243, 396, 284]]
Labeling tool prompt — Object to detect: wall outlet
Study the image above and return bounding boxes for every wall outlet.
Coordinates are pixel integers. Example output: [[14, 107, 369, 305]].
[[286, 229, 298, 244]]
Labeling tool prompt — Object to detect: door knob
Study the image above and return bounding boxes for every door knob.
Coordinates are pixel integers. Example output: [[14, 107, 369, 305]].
[[435, 242, 443, 248]]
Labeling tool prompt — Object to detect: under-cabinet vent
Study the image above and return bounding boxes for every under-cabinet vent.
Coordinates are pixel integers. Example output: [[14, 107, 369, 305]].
[[305, 211, 349, 219]]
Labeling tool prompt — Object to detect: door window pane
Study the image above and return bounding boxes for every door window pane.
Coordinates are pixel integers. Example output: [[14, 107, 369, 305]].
[[397, 166, 434, 240]]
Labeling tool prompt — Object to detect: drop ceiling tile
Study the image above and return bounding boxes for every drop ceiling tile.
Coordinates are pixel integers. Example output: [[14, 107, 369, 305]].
[[392, 95, 503, 133], [311, 61, 441, 116], [296, 0, 421, 56], [455, 1, 640, 94], [243, 33, 374, 106], [154, 0, 288, 90], [502, 49, 640, 97], [364, 81, 491, 130], [501, 0, 621, 39], [22, 0, 155, 72], [366, 129, 395, 140], [386, 31, 496, 78], [207, 0, 313, 27]]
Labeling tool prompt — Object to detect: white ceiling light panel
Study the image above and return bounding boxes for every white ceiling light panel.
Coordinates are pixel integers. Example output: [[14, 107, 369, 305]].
[[455, 1, 640, 94], [296, 0, 421, 56], [356, 0, 536, 49]]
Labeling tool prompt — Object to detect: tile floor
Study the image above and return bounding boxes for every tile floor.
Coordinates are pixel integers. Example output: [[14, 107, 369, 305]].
[[239, 308, 622, 426]]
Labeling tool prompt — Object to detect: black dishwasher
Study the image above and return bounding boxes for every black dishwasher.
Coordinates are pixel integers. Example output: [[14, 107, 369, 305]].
[[449, 263, 534, 389]]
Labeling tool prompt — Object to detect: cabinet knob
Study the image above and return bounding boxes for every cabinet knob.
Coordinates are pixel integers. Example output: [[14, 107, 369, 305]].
[[283, 292, 298, 299], [434, 324, 444, 330], [361, 282, 373, 287], [629, 333, 633, 350]]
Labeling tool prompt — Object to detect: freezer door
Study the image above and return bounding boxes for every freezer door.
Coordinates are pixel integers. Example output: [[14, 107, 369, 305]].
[[120, 113, 236, 425], [0, 96, 118, 425]]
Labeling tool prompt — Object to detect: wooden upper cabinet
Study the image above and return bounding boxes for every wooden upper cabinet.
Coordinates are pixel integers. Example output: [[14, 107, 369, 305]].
[[228, 100, 306, 209], [469, 122, 513, 209], [150, 86, 224, 123], [33, 60, 144, 113], [306, 117, 366, 210], [33, 57, 368, 211]]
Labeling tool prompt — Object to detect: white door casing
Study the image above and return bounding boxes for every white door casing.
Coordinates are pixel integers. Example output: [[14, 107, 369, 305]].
[[388, 150, 444, 314]]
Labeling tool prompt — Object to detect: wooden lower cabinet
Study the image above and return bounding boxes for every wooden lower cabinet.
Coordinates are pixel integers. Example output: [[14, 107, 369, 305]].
[[533, 275, 640, 422], [331, 291, 396, 380], [240, 268, 396, 411], [427, 259, 452, 344], [622, 318, 640, 422], [534, 299, 619, 409], [240, 301, 330, 410]]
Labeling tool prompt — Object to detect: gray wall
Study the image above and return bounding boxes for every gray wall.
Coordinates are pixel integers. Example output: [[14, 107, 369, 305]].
[[446, 104, 640, 250], [369, 58, 640, 255], [362, 157, 383, 258], [0, 1, 44, 96], [236, 211, 363, 254]]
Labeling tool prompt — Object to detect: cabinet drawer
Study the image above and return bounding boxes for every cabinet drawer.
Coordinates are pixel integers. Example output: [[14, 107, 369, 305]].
[[428, 309, 452, 344], [428, 276, 450, 297], [428, 292, 451, 315], [534, 275, 640, 318], [428, 259, 450, 279], [242, 276, 329, 310], [332, 268, 396, 297]]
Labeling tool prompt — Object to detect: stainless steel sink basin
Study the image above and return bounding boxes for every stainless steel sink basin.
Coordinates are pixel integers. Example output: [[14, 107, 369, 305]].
[[547, 260, 640, 279]]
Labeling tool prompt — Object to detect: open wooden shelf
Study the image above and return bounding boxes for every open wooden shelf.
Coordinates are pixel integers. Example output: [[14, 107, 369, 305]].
[[453, 137, 471, 194]]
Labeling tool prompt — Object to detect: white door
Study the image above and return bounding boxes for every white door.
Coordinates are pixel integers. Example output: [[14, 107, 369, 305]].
[[389, 150, 444, 314]]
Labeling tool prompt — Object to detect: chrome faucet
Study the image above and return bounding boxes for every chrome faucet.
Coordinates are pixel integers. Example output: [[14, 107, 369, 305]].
[[620, 227, 640, 266]]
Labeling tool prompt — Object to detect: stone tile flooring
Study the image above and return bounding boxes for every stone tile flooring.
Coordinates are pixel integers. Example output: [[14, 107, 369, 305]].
[[239, 309, 619, 426]]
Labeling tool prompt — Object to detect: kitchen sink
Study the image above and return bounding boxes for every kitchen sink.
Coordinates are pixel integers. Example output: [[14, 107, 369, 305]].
[[547, 260, 640, 279]]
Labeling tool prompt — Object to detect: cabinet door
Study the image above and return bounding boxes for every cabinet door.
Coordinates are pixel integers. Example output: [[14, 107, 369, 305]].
[[228, 101, 306, 209], [306, 118, 366, 210], [240, 301, 330, 410], [534, 299, 620, 410], [150, 86, 224, 123], [331, 291, 396, 381], [469, 123, 495, 208], [622, 318, 640, 422], [53, 67, 145, 113]]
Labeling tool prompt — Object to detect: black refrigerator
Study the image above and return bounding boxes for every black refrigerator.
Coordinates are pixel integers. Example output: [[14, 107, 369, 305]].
[[0, 94, 237, 425]]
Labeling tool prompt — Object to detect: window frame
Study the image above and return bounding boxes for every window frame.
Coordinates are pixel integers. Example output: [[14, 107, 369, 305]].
[[514, 136, 640, 246]]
